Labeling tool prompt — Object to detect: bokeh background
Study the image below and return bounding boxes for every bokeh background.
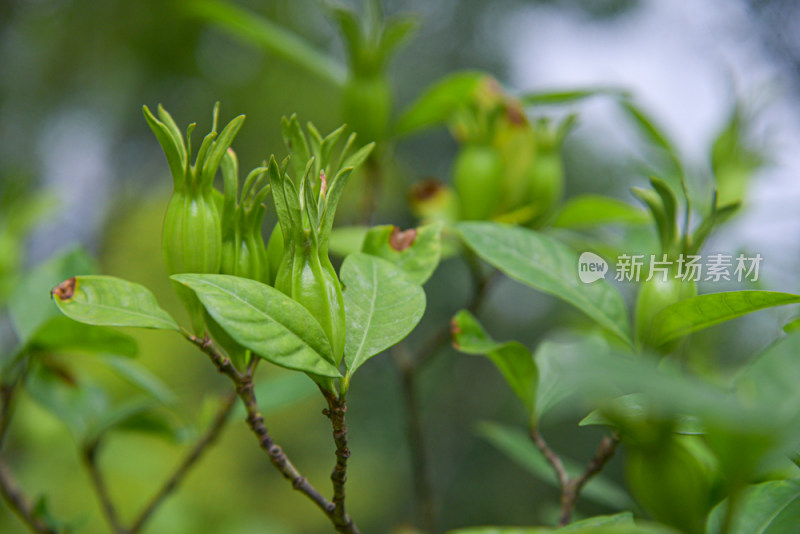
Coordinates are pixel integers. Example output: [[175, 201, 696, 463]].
[[2, 0, 800, 532]]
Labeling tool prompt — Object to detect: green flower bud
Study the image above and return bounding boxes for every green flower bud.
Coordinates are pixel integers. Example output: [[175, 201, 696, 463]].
[[343, 75, 391, 144], [453, 144, 504, 221], [523, 117, 569, 227], [219, 148, 270, 284], [634, 269, 697, 352], [627, 434, 715, 534], [143, 102, 244, 333], [408, 178, 459, 225], [269, 115, 374, 367]]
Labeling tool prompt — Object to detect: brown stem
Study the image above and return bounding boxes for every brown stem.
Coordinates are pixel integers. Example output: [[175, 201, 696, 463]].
[[82, 441, 125, 534], [320, 388, 359, 534], [185, 334, 359, 533], [127, 390, 237, 534], [530, 426, 620, 526], [0, 382, 17, 449], [0, 372, 60, 534], [0, 460, 57, 534], [530, 427, 570, 489], [398, 364, 435, 533]]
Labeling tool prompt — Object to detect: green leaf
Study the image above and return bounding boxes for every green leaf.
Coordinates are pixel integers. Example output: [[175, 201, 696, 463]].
[[735, 331, 800, 420], [361, 222, 443, 285], [650, 291, 800, 347], [9, 247, 95, 343], [395, 70, 488, 136], [553, 195, 649, 229], [25, 363, 108, 439], [707, 479, 800, 534], [172, 274, 340, 377], [99, 356, 177, 406], [783, 316, 800, 334], [185, 0, 346, 87], [457, 222, 631, 344], [341, 253, 425, 376], [534, 336, 610, 422], [520, 87, 629, 106], [24, 316, 138, 358], [52, 275, 180, 332], [328, 226, 368, 258], [475, 421, 635, 510], [452, 310, 537, 413], [560, 513, 634, 531], [87, 400, 178, 443], [619, 100, 683, 178], [579, 393, 704, 435]]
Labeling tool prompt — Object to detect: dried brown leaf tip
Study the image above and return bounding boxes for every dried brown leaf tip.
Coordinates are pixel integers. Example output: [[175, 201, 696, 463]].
[[409, 178, 442, 202], [450, 319, 462, 348], [389, 227, 417, 251], [51, 277, 76, 300]]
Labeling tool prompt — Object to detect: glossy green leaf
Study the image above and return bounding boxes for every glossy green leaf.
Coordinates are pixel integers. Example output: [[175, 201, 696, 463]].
[[553, 195, 649, 229], [457, 222, 631, 343], [185, 0, 346, 87], [341, 253, 426, 376], [475, 421, 635, 510], [650, 291, 800, 347], [520, 87, 629, 106], [172, 274, 340, 377], [452, 310, 537, 413], [52, 275, 179, 331], [707, 479, 800, 534], [395, 70, 488, 136], [361, 222, 444, 285], [9, 247, 95, 342]]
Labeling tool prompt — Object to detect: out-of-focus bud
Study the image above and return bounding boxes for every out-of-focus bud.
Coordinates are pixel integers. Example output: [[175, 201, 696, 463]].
[[452, 144, 504, 221], [408, 178, 459, 225]]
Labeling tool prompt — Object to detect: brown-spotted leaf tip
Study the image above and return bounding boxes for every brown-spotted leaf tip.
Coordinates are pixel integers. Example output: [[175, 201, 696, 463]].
[[389, 227, 417, 251], [450, 319, 462, 348], [51, 277, 76, 301]]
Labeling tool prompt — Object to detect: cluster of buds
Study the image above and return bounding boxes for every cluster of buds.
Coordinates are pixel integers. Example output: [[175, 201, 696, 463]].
[[146, 105, 373, 370], [269, 115, 374, 365], [411, 76, 572, 228]]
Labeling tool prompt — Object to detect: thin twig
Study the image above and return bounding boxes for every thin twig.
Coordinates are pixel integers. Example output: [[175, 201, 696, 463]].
[[184, 334, 359, 533], [82, 441, 125, 534], [0, 374, 59, 534], [398, 365, 435, 533], [530, 426, 620, 526], [529, 427, 570, 489], [0, 460, 57, 534], [389, 258, 498, 532], [0, 382, 17, 449], [127, 390, 238, 534], [320, 388, 359, 534]]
